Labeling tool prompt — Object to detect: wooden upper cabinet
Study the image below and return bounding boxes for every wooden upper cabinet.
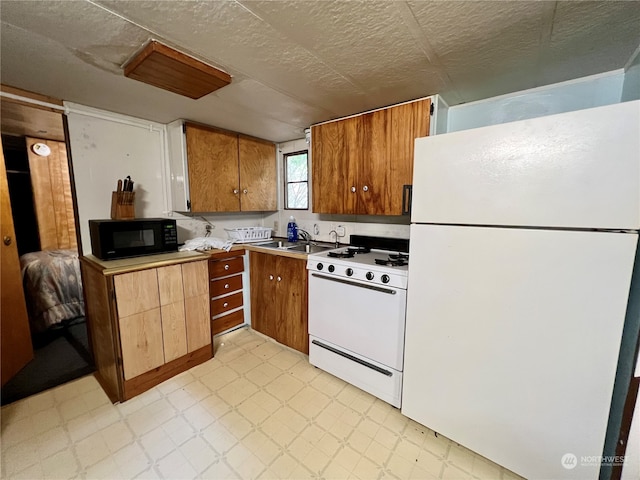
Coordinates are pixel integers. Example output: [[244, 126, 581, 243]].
[[311, 115, 361, 214], [185, 123, 240, 212], [238, 136, 277, 211], [181, 122, 276, 213], [312, 97, 431, 215]]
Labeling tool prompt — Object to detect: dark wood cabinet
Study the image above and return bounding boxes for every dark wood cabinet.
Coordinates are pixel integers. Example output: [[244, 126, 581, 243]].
[[249, 251, 308, 354], [312, 97, 431, 215], [209, 250, 246, 335], [183, 123, 277, 212]]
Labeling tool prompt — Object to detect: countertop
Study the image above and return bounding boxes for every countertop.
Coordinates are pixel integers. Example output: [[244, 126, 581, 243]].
[[81, 238, 339, 275], [81, 250, 210, 275]]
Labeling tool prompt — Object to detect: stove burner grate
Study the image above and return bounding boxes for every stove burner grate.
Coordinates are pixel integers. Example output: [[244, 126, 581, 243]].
[[327, 251, 354, 258], [327, 246, 371, 258], [374, 253, 409, 267]]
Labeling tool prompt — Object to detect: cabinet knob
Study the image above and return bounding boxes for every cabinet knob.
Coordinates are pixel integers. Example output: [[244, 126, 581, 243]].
[[233, 189, 239, 195], [269, 275, 274, 280], [243, 189, 248, 194], [277, 276, 282, 282], [362, 185, 369, 192], [350, 186, 356, 193], [3, 236, 11, 246], [224, 283, 230, 289], [224, 264, 230, 270], [223, 302, 229, 308]]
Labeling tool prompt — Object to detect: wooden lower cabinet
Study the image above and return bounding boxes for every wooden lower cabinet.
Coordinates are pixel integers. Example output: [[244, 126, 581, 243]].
[[250, 251, 308, 354], [81, 256, 212, 402]]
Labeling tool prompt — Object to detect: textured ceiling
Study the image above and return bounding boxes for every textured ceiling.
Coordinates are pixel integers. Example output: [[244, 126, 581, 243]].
[[1, 0, 639, 142]]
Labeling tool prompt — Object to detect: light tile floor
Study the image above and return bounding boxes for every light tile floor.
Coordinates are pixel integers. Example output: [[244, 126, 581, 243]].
[[1, 327, 524, 480]]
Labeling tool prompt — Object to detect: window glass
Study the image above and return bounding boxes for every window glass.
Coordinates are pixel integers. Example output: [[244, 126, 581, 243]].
[[285, 150, 308, 210]]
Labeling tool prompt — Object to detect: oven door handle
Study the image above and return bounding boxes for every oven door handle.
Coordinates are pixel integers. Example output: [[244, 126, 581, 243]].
[[311, 272, 397, 295], [311, 339, 393, 377]]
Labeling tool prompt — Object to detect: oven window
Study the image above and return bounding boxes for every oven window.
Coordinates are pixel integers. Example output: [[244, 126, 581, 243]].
[[113, 229, 155, 248]]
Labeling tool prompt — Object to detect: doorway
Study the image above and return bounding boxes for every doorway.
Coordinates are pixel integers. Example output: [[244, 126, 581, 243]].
[[1, 89, 94, 404]]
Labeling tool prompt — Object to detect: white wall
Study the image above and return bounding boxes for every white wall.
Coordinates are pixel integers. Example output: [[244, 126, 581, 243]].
[[65, 104, 167, 254], [622, 46, 640, 102], [447, 70, 625, 132]]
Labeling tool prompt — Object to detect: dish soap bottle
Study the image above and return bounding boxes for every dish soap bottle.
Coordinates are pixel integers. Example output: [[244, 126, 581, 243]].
[[287, 216, 298, 242]]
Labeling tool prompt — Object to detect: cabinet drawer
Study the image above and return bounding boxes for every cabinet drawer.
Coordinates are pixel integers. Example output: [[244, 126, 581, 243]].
[[212, 309, 244, 336], [211, 274, 243, 297], [209, 256, 244, 277], [211, 291, 243, 316]]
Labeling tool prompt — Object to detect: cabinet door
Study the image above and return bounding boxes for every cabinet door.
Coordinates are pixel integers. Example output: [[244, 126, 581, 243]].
[[185, 123, 240, 212], [311, 116, 361, 214], [362, 99, 431, 215], [276, 256, 308, 354], [114, 269, 163, 380], [182, 260, 211, 352], [250, 251, 276, 338], [238, 136, 277, 211], [119, 309, 164, 379], [157, 265, 187, 362], [360, 108, 390, 215], [113, 269, 160, 317]]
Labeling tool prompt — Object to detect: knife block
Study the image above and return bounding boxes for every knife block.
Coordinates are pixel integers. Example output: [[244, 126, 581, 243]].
[[111, 191, 135, 219]]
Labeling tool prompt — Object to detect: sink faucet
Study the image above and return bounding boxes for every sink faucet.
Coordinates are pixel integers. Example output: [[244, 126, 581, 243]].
[[298, 229, 312, 243], [329, 230, 340, 248]]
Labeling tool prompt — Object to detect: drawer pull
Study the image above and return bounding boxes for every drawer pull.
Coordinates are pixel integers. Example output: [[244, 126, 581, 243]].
[[224, 264, 230, 270], [223, 302, 229, 308], [277, 276, 282, 282], [224, 283, 230, 289], [269, 275, 274, 280]]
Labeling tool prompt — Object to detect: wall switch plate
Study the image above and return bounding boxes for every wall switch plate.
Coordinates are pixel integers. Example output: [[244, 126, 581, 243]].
[[313, 223, 320, 235], [336, 225, 346, 237], [273, 221, 279, 233]]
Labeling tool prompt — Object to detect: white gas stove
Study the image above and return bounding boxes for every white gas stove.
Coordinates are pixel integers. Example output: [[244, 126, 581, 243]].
[[307, 235, 409, 407]]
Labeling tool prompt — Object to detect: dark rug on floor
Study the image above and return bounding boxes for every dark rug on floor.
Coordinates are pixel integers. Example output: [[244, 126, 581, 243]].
[[1, 318, 95, 406]]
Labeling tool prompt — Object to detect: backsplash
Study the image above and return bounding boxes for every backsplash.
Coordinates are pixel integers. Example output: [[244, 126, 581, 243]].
[[172, 210, 410, 246]]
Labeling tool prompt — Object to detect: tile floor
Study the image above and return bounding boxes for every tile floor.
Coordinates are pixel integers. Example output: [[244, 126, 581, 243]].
[[1, 327, 524, 480]]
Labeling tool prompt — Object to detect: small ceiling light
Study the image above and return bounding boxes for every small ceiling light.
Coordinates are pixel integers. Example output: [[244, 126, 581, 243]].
[[31, 142, 51, 157], [123, 40, 231, 99]]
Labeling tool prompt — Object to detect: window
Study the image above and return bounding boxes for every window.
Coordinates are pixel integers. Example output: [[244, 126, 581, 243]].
[[284, 150, 308, 210]]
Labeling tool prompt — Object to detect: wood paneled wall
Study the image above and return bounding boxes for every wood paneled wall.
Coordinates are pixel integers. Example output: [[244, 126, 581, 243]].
[[26, 137, 77, 250]]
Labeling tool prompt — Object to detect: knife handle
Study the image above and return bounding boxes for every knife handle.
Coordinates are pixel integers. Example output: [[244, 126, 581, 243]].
[[117, 179, 123, 193]]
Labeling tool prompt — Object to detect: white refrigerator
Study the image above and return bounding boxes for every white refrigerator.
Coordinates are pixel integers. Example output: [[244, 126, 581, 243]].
[[402, 100, 640, 480]]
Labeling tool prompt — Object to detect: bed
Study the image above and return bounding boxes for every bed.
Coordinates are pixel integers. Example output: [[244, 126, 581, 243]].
[[20, 249, 85, 333]]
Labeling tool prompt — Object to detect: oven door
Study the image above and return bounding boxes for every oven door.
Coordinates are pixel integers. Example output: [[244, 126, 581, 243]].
[[308, 271, 407, 370]]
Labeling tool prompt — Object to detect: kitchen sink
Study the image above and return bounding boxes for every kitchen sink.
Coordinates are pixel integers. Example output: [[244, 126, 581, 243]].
[[254, 241, 334, 254], [286, 244, 334, 254]]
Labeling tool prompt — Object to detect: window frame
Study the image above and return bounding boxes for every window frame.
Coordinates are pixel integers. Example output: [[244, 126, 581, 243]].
[[283, 149, 309, 211]]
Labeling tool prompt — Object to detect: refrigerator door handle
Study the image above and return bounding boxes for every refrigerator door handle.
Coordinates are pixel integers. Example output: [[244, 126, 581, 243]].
[[402, 185, 412, 215]]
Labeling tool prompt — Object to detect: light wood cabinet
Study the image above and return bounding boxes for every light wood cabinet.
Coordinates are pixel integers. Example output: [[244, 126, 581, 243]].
[[250, 251, 308, 354], [209, 250, 246, 335], [81, 255, 212, 402], [312, 97, 431, 215], [168, 121, 277, 213]]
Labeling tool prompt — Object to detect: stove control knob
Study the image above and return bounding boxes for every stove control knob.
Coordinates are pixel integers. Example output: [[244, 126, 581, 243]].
[[381, 274, 390, 284], [328, 265, 335, 273], [366, 272, 374, 281], [317, 263, 323, 271], [346, 268, 354, 276]]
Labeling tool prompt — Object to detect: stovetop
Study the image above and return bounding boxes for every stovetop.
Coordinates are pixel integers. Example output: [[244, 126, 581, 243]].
[[307, 235, 410, 288]]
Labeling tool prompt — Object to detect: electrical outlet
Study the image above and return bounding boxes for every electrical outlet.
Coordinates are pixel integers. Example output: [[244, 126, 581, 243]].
[[273, 220, 279, 233], [336, 225, 346, 237], [313, 223, 320, 235]]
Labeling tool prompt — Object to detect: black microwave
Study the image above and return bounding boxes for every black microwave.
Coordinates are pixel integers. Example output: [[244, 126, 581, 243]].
[[89, 218, 178, 260]]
